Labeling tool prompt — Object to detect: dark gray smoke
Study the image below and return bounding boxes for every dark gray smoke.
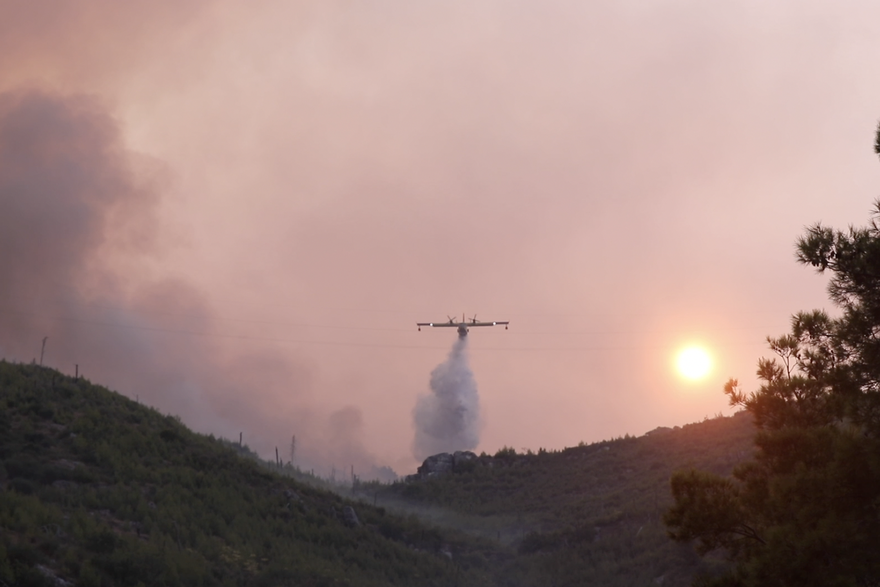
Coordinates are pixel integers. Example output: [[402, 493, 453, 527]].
[[412, 337, 482, 460], [0, 88, 389, 479]]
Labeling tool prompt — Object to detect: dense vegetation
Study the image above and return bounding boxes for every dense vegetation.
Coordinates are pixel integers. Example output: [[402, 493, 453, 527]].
[[369, 414, 756, 586], [0, 358, 760, 586], [664, 129, 880, 586], [0, 362, 501, 587]]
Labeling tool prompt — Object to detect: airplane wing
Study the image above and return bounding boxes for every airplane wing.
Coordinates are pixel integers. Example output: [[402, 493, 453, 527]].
[[417, 318, 509, 331]]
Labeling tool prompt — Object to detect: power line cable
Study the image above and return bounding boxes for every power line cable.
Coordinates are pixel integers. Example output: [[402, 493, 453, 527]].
[[0, 306, 771, 353]]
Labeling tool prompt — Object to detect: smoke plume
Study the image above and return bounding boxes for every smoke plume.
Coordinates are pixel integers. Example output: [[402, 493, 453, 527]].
[[412, 337, 482, 461], [0, 88, 391, 479]]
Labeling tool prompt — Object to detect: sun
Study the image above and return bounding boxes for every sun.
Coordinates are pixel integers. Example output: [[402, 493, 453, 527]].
[[676, 346, 712, 381]]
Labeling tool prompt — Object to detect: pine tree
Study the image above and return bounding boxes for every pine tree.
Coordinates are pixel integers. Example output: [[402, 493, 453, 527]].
[[664, 123, 880, 587]]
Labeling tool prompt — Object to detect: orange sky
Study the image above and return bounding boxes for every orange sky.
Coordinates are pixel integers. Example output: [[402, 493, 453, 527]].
[[2, 0, 879, 475]]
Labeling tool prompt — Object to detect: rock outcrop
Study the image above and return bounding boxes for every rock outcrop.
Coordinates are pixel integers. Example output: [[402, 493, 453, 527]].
[[413, 450, 478, 479]]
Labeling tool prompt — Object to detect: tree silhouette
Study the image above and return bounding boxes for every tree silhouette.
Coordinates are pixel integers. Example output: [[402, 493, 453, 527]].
[[665, 131, 880, 587]]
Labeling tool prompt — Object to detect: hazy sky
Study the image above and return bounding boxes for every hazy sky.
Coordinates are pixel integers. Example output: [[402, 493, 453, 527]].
[[2, 0, 879, 474]]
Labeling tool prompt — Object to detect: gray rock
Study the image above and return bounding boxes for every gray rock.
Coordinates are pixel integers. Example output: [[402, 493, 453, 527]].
[[418, 453, 454, 476], [36, 564, 73, 586], [453, 451, 477, 467], [413, 451, 480, 479]]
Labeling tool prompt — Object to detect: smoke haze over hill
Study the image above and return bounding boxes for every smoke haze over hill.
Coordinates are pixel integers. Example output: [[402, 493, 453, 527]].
[[0, 89, 385, 478]]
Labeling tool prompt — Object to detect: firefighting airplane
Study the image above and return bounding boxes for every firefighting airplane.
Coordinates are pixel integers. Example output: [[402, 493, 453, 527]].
[[417, 314, 509, 338]]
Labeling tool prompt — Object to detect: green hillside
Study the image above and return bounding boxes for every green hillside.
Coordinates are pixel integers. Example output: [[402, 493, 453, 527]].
[[368, 414, 756, 586], [0, 360, 757, 586], [0, 361, 501, 587]]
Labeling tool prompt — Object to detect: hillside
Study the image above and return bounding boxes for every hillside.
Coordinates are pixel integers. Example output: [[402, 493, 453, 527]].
[[367, 413, 756, 586], [0, 360, 757, 586], [0, 362, 501, 587]]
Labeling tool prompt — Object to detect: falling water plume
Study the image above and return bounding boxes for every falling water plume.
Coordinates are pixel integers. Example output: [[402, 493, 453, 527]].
[[412, 337, 481, 461]]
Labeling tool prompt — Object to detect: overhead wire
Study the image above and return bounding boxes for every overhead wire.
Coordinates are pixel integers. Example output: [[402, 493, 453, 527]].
[[0, 304, 773, 352]]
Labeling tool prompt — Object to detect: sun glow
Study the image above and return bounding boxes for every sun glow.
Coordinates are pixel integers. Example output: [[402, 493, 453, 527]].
[[676, 346, 712, 381]]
